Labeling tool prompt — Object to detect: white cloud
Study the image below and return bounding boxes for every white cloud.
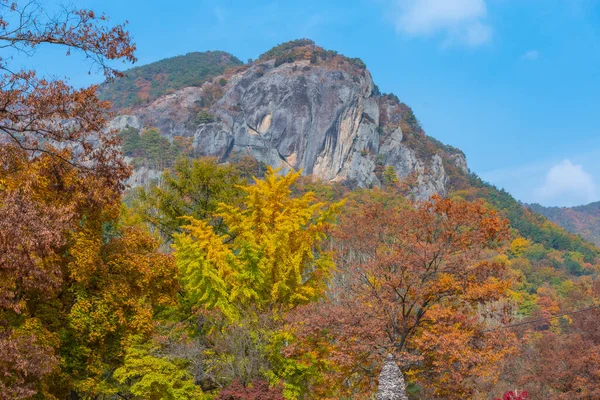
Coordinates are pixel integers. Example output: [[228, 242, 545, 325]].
[[534, 160, 599, 206], [392, 0, 492, 47], [521, 50, 540, 61]]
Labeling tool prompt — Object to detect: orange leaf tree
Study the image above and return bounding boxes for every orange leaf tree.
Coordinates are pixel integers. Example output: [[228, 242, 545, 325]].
[[0, 2, 179, 398], [289, 194, 515, 398]]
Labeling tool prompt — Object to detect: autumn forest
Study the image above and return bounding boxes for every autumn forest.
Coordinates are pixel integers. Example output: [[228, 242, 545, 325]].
[[1, 2, 599, 400]]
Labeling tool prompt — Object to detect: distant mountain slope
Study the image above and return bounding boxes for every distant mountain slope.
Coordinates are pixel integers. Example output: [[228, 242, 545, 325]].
[[98, 51, 243, 110], [462, 179, 599, 264], [528, 201, 600, 246]]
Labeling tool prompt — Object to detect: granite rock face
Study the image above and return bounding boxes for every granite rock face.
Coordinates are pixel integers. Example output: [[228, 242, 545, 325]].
[[377, 354, 409, 400], [112, 55, 467, 198], [108, 115, 142, 132]]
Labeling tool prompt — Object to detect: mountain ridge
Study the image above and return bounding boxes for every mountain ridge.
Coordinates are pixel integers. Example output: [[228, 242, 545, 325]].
[[98, 50, 243, 110], [528, 201, 600, 246]]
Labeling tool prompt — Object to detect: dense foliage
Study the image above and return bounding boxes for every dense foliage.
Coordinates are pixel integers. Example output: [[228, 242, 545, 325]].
[[174, 167, 341, 321], [287, 194, 514, 398], [120, 127, 193, 169], [0, 2, 181, 398], [446, 176, 600, 398], [129, 156, 263, 242]]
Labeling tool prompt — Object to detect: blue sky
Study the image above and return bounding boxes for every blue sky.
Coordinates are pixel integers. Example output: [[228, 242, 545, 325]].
[[22, 0, 600, 207]]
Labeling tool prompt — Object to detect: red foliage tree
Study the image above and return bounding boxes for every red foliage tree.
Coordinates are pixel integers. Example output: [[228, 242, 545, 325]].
[[502, 309, 600, 399], [0, 1, 138, 398], [288, 195, 514, 397]]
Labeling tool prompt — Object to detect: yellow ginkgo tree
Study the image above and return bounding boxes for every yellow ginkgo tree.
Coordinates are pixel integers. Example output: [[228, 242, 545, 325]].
[[173, 167, 342, 321]]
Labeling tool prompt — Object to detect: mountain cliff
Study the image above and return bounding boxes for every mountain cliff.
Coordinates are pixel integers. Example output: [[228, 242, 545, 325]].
[[104, 40, 468, 199]]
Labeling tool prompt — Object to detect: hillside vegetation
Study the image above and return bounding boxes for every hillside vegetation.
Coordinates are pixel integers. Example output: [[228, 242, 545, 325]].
[[529, 201, 600, 246], [98, 51, 243, 110]]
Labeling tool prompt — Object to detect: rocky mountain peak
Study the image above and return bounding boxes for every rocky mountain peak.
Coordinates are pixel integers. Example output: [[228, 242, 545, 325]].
[[107, 40, 469, 198]]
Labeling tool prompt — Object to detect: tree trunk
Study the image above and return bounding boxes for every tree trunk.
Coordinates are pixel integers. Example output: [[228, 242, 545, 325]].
[[376, 354, 409, 400]]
